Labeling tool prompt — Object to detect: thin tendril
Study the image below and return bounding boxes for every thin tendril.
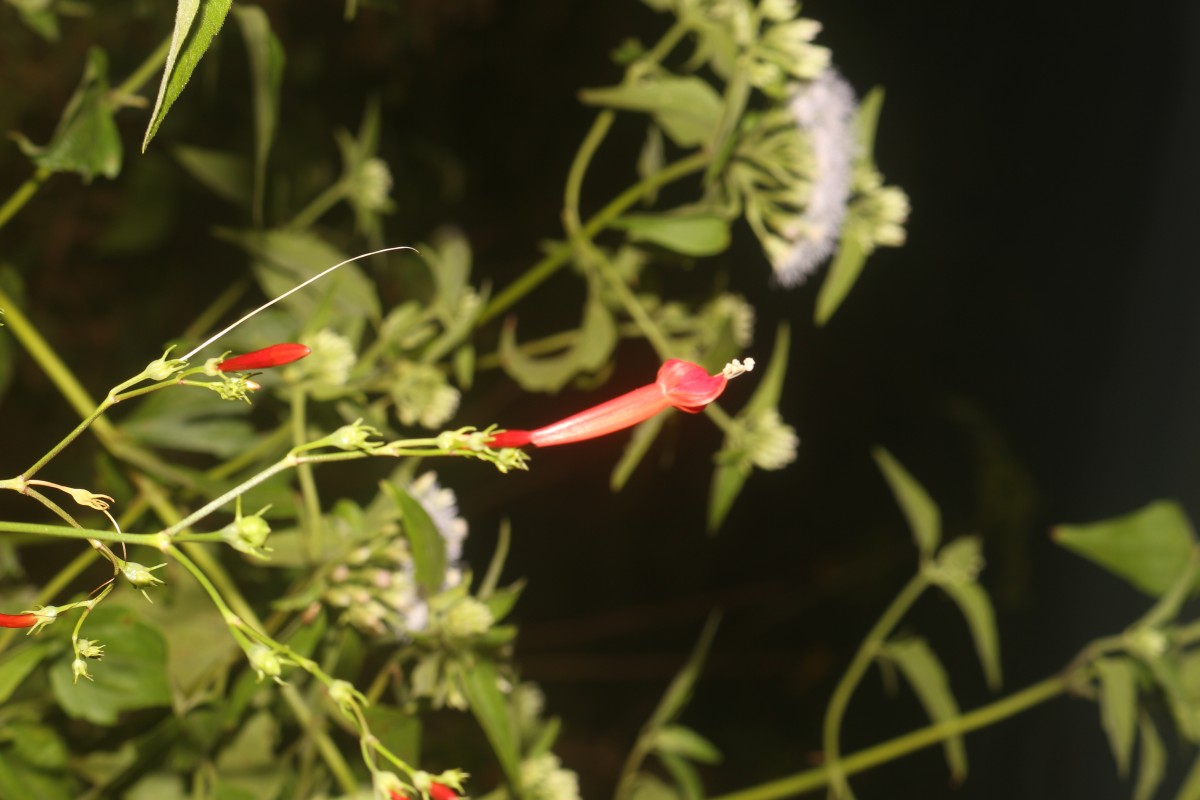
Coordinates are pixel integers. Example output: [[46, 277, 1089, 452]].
[[181, 245, 417, 361]]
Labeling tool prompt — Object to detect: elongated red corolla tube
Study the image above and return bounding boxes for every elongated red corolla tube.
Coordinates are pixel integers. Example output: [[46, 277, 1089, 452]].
[[0, 613, 38, 629], [489, 358, 754, 449], [217, 343, 311, 372]]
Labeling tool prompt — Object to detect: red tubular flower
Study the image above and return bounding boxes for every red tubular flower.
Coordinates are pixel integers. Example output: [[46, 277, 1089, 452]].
[[389, 783, 458, 800], [490, 358, 754, 449], [217, 343, 311, 372], [0, 613, 38, 629]]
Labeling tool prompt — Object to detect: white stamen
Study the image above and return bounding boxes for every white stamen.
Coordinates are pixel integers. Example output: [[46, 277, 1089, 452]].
[[722, 358, 756, 379], [182, 245, 417, 361]]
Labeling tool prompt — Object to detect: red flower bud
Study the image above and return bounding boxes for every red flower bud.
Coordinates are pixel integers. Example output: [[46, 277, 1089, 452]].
[[388, 784, 458, 800], [0, 613, 38, 628], [217, 343, 311, 372], [490, 358, 754, 449]]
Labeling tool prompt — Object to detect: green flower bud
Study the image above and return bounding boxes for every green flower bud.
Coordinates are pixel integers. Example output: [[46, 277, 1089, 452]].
[[72, 657, 93, 684], [76, 638, 105, 659], [247, 645, 283, 683], [443, 597, 494, 639]]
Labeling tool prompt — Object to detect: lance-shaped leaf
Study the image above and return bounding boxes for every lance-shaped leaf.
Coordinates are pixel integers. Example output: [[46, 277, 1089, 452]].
[[143, 0, 234, 151], [231, 5, 285, 225], [1094, 657, 1137, 777], [1177, 751, 1200, 800], [872, 447, 941, 558], [580, 75, 723, 148], [814, 88, 886, 326], [940, 577, 1002, 690], [708, 324, 791, 532], [611, 212, 731, 257], [460, 657, 521, 787], [12, 48, 121, 181], [1053, 500, 1197, 597], [611, 414, 668, 491], [882, 637, 967, 782], [1133, 712, 1165, 800], [384, 483, 446, 594]]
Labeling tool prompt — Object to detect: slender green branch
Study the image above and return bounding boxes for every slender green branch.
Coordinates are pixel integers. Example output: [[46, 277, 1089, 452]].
[[477, 150, 710, 325], [0, 286, 111, 428], [0, 520, 163, 546], [0, 167, 49, 232], [112, 35, 172, 98], [289, 179, 349, 230], [711, 676, 1066, 800], [563, 111, 616, 236], [822, 573, 930, 799], [292, 390, 326, 557]]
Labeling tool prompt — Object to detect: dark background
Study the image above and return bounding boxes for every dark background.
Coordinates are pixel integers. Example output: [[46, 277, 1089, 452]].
[[3, 1, 1200, 798]]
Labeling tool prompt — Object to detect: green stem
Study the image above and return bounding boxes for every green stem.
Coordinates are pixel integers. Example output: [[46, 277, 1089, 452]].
[[822, 573, 930, 799], [291, 390, 325, 557], [0, 520, 164, 546], [0, 168, 49, 232], [113, 35, 172, 98], [477, 150, 710, 326], [289, 179, 349, 230], [563, 111, 616, 237], [711, 676, 1066, 800], [0, 286, 110, 427]]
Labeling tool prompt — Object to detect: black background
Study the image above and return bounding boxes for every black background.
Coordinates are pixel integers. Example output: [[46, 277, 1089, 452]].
[[3, 1, 1200, 797]]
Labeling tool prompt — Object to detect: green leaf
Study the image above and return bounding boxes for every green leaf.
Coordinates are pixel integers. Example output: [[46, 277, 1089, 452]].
[[500, 288, 617, 392], [855, 88, 886, 161], [143, 0, 235, 151], [11, 4, 60, 40], [1133, 712, 1166, 800], [363, 704, 422, 765], [173, 145, 252, 208], [1177, 751, 1200, 800], [478, 519, 511, 600], [580, 75, 723, 148], [872, 447, 941, 558], [125, 772, 188, 800], [637, 125, 665, 205], [384, 483, 447, 594], [1053, 500, 1197, 596], [658, 751, 704, 800], [882, 637, 967, 782], [1094, 657, 1137, 777], [629, 774, 681, 800], [214, 711, 286, 800], [653, 725, 721, 764], [120, 386, 256, 458], [12, 48, 121, 181], [645, 614, 720, 732], [940, 579, 1002, 690], [220, 228, 382, 334], [48, 606, 171, 725], [743, 322, 790, 417], [814, 224, 867, 325], [813, 88, 885, 326], [612, 414, 668, 491], [707, 456, 751, 533], [1144, 656, 1200, 743], [611, 213, 730, 257], [482, 579, 526, 624], [231, 5, 284, 224], [0, 733, 77, 800], [0, 643, 46, 704], [460, 657, 521, 786]]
